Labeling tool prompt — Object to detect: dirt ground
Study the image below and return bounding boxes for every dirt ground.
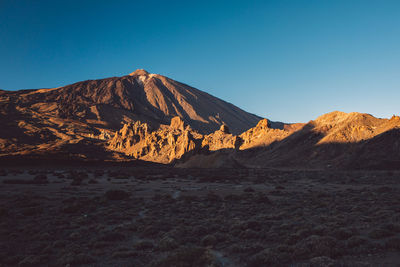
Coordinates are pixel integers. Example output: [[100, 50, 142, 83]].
[[0, 166, 399, 266]]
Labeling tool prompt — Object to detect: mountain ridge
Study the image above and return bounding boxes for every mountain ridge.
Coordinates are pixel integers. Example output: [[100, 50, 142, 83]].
[[1, 70, 399, 170]]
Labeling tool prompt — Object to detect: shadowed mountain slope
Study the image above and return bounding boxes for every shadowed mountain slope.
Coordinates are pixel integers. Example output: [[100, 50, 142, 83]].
[[177, 111, 400, 169]]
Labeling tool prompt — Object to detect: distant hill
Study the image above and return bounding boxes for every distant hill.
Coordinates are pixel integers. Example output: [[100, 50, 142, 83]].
[[178, 111, 400, 169]]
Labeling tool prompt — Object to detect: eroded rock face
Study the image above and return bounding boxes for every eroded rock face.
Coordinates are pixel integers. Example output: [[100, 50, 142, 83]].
[[219, 124, 230, 134], [202, 124, 240, 151], [239, 119, 291, 150], [170, 116, 186, 131], [109, 117, 203, 163], [389, 115, 400, 122], [109, 121, 150, 151], [109, 117, 299, 163]]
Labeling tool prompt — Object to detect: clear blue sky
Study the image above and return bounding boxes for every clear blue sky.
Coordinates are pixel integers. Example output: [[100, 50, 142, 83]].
[[1, 0, 399, 123]]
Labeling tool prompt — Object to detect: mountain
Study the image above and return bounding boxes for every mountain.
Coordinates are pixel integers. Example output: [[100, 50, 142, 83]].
[[0, 69, 262, 157], [2, 69, 399, 170], [1, 69, 261, 133]]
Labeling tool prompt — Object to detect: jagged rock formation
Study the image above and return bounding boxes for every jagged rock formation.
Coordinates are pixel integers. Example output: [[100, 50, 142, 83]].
[[238, 119, 296, 150], [109, 117, 203, 163], [109, 116, 302, 163], [202, 124, 240, 151], [87, 130, 111, 140]]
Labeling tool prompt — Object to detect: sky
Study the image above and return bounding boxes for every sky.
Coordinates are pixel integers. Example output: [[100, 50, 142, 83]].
[[1, 0, 399, 123]]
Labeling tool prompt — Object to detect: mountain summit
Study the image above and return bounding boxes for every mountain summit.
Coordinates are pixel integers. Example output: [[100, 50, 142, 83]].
[[129, 69, 150, 76]]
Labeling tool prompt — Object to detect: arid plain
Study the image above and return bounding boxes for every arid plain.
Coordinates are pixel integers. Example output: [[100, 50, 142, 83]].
[[1, 70, 399, 266]]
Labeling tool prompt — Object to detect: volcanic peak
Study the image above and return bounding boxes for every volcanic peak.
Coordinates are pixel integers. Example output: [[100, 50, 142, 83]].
[[129, 69, 150, 76]]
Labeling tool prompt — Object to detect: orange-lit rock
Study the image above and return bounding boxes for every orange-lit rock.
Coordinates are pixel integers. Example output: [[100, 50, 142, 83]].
[[108, 117, 203, 163], [202, 124, 240, 151]]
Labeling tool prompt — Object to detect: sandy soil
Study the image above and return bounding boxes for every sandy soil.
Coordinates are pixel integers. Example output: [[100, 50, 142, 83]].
[[0, 167, 399, 266]]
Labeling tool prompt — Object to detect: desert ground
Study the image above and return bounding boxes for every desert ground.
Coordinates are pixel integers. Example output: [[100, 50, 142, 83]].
[[0, 164, 399, 266]]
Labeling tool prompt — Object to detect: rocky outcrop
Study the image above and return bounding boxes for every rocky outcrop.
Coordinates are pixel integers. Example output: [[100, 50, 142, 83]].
[[109, 117, 203, 163], [170, 116, 186, 131], [202, 125, 240, 151], [88, 130, 112, 140], [239, 119, 292, 150], [109, 117, 301, 163]]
